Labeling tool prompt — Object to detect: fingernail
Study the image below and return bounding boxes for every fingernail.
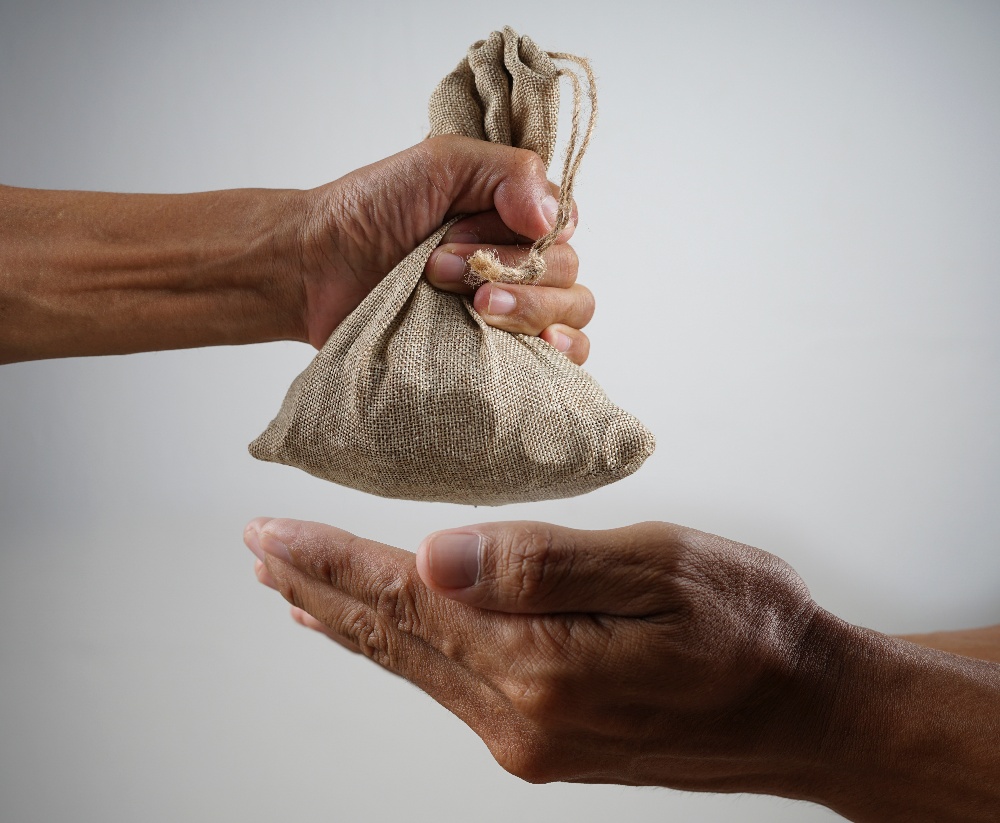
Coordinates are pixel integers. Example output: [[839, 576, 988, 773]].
[[541, 195, 559, 229], [244, 524, 265, 562], [486, 285, 516, 315], [259, 526, 292, 563], [426, 533, 481, 589], [550, 330, 572, 352], [431, 251, 467, 283], [557, 213, 576, 241], [448, 231, 479, 244]]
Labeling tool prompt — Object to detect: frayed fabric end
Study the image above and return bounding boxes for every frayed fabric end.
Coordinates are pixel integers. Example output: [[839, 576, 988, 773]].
[[466, 247, 547, 286]]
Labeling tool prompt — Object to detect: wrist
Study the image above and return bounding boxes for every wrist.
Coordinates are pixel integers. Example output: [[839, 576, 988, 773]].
[[787, 614, 1000, 822], [225, 186, 311, 346], [296, 180, 377, 349], [738, 607, 868, 807]]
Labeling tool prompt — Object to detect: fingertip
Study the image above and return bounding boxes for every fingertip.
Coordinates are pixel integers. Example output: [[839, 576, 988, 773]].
[[545, 328, 572, 353], [474, 283, 517, 318], [255, 559, 279, 590], [541, 195, 559, 230], [418, 530, 482, 591], [244, 517, 274, 561], [290, 605, 311, 627], [415, 535, 434, 588], [444, 230, 480, 244], [543, 185, 578, 242], [290, 607, 324, 634], [555, 216, 576, 243], [258, 518, 301, 564], [438, 533, 482, 590], [493, 149, 554, 241], [415, 531, 454, 591], [541, 325, 590, 365], [426, 247, 472, 293]]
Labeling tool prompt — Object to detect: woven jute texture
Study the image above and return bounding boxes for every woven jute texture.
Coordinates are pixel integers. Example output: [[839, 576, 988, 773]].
[[249, 27, 656, 505]]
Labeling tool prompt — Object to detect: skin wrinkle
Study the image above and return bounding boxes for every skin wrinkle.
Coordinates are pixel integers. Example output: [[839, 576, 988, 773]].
[[297, 196, 353, 345], [324, 178, 383, 276], [506, 527, 557, 610], [257, 516, 1000, 817], [492, 525, 562, 609], [421, 143, 469, 222], [345, 604, 385, 665], [500, 148, 548, 212], [2, 136, 595, 364], [373, 573, 424, 638], [503, 665, 553, 721], [303, 534, 470, 671], [477, 278, 594, 335], [377, 161, 434, 258]]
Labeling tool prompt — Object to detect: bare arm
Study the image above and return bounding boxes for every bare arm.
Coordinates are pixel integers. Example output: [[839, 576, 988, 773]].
[[823, 623, 1000, 820], [0, 136, 592, 365], [898, 624, 1000, 663], [0, 184, 306, 362]]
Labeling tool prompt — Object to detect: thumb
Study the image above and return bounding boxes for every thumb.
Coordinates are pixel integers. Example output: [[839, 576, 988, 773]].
[[415, 520, 673, 616], [424, 135, 558, 242]]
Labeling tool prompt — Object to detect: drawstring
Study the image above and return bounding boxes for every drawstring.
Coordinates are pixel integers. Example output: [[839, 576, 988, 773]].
[[467, 53, 598, 286]]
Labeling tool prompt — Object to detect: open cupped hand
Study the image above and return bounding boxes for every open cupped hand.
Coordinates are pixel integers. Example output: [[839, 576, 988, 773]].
[[243, 518, 1000, 821], [243, 518, 852, 793]]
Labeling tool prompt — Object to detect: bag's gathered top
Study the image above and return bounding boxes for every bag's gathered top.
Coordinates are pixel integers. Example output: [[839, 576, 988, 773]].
[[249, 27, 656, 505]]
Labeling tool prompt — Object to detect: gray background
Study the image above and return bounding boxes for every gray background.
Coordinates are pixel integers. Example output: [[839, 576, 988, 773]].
[[1, 1, 998, 821]]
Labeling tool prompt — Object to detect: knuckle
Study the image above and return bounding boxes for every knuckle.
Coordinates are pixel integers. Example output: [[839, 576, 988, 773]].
[[667, 526, 717, 580], [566, 244, 580, 277], [342, 567, 425, 668], [494, 526, 562, 607], [373, 573, 423, 636], [573, 284, 595, 325], [420, 134, 454, 168], [345, 604, 376, 653], [510, 147, 547, 182], [346, 604, 393, 667], [754, 548, 813, 606], [531, 617, 576, 657], [541, 244, 578, 287], [556, 243, 579, 281], [654, 521, 703, 557], [489, 730, 559, 784], [415, 138, 461, 205], [312, 553, 348, 589], [505, 665, 564, 724]]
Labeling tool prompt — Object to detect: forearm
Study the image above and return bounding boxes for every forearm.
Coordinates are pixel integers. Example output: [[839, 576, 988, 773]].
[[0, 184, 309, 363], [898, 623, 1000, 663], [808, 619, 1000, 822]]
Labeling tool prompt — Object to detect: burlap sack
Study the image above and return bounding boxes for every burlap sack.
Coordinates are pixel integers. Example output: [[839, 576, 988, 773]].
[[249, 27, 655, 505]]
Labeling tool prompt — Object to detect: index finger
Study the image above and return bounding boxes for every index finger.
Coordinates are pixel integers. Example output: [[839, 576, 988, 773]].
[[250, 518, 515, 734], [250, 518, 491, 668]]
